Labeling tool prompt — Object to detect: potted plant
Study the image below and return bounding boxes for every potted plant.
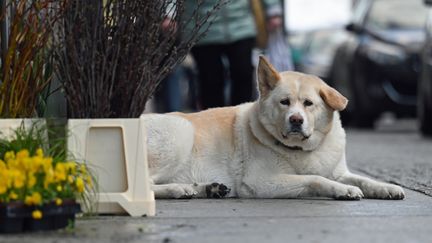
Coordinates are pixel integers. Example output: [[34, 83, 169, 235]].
[[0, 1, 93, 232], [0, 0, 68, 149], [0, 0, 66, 120], [0, 123, 93, 233], [54, 0, 225, 216], [54, 0, 224, 118]]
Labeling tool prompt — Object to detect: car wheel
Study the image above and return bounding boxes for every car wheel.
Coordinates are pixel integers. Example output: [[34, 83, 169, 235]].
[[349, 66, 378, 128], [419, 94, 432, 136]]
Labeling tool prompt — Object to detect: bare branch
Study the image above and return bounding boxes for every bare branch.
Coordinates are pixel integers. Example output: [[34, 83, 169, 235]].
[[54, 0, 226, 118]]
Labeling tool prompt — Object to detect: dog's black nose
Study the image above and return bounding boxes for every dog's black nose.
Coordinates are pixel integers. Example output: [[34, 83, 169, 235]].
[[289, 114, 304, 126]]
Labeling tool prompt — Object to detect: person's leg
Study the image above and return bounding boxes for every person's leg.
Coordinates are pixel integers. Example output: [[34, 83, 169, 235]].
[[226, 37, 255, 106], [156, 66, 183, 113], [191, 44, 225, 109], [164, 66, 183, 112]]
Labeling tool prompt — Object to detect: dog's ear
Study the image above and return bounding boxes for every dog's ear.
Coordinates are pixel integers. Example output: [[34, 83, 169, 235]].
[[319, 84, 348, 111], [258, 56, 281, 97]]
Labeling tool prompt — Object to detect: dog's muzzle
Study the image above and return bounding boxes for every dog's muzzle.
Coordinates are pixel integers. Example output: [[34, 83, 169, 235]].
[[282, 129, 310, 141]]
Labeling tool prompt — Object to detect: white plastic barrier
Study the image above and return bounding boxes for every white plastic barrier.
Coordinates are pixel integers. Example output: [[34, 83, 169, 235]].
[[0, 119, 45, 138], [67, 115, 155, 216]]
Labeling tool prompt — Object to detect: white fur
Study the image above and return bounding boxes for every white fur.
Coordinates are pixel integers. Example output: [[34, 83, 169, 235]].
[[144, 113, 239, 197], [144, 68, 405, 200]]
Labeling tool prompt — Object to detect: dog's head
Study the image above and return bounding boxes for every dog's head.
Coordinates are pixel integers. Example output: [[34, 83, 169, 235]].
[[256, 56, 348, 151]]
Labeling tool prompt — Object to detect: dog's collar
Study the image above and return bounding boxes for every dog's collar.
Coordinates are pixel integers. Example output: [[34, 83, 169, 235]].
[[274, 140, 303, 151]]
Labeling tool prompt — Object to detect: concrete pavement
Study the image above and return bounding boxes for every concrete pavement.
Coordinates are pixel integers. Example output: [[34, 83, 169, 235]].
[[1, 119, 432, 243], [347, 121, 432, 196], [2, 190, 432, 243]]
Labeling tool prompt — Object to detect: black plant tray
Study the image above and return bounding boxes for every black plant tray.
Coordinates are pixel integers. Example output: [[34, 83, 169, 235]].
[[0, 201, 81, 233]]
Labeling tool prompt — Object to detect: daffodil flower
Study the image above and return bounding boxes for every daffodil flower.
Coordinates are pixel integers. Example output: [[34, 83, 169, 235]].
[[0, 149, 92, 207], [32, 210, 43, 220], [55, 198, 62, 206]]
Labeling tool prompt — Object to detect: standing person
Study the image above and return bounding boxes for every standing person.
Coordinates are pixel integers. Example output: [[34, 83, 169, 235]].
[[186, 0, 283, 109]]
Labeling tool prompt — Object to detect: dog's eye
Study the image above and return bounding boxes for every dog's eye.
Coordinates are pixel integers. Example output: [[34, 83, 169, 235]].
[[280, 99, 290, 106], [304, 100, 313, 107]]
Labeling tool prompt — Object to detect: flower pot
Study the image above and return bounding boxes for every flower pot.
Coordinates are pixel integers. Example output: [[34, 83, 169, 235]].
[[0, 202, 29, 233], [51, 200, 81, 230], [68, 115, 155, 216], [0, 201, 81, 233], [0, 119, 46, 138]]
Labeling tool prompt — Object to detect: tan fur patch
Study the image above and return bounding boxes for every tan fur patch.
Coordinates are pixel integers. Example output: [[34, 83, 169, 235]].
[[258, 56, 281, 97], [172, 107, 238, 152], [319, 86, 348, 111]]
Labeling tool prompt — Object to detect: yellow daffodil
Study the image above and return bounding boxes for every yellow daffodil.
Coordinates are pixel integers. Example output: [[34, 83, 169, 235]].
[[4, 151, 15, 161], [55, 198, 62, 206], [21, 157, 33, 171], [44, 168, 54, 189], [25, 192, 42, 205], [9, 191, 18, 200], [0, 170, 9, 194], [86, 175, 93, 187], [33, 192, 42, 204], [68, 175, 74, 184], [79, 164, 87, 174], [32, 210, 43, 220], [36, 148, 44, 157], [10, 170, 25, 189], [6, 158, 19, 170], [0, 184, 6, 194], [54, 163, 67, 182], [42, 157, 52, 172], [0, 160, 6, 170], [65, 162, 76, 174], [24, 195, 32, 205], [76, 177, 84, 193], [30, 156, 43, 172], [16, 149, 29, 160], [27, 174, 37, 188], [1, 149, 90, 208]]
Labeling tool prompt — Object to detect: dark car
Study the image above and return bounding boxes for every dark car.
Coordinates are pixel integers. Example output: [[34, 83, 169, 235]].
[[419, 0, 432, 136], [329, 0, 428, 127]]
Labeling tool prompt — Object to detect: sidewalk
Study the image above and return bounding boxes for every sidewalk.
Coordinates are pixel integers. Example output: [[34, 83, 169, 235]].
[[2, 189, 431, 243], [2, 124, 431, 243]]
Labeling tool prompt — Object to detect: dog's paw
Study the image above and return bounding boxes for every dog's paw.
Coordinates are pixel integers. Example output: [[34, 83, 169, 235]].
[[171, 185, 198, 199], [335, 185, 364, 200], [365, 184, 405, 200], [206, 183, 231, 198]]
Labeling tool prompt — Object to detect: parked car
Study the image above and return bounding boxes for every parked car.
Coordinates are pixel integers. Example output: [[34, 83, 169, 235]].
[[295, 29, 349, 81], [329, 0, 428, 127], [419, 0, 432, 136]]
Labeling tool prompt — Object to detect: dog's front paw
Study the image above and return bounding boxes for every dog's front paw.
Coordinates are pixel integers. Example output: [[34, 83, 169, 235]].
[[365, 184, 405, 200], [206, 183, 231, 198], [171, 185, 198, 199], [335, 185, 364, 200]]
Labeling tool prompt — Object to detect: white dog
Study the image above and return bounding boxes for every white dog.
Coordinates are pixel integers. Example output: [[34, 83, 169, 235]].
[[144, 56, 405, 200]]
